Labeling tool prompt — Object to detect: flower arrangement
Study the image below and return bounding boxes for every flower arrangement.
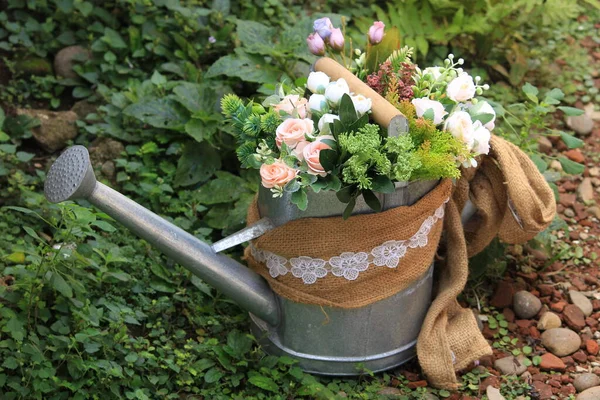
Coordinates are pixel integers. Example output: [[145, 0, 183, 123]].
[[221, 18, 496, 215]]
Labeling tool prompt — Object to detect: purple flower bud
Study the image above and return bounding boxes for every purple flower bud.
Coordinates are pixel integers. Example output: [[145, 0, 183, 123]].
[[368, 21, 385, 45], [306, 33, 325, 56], [329, 28, 345, 52], [208, 36, 216, 44], [313, 17, 333, 39]]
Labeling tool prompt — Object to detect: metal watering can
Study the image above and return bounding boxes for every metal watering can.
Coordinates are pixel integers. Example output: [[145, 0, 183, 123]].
[[43, 58, 477, 375]]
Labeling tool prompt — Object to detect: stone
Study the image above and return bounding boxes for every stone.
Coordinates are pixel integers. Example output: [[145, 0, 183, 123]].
[[54, 45, 90, 79], [574, 373, 600, 392], [565, 149, 586, 163], [574, 350, 588, 363], [550, 160, 563, 171], [588, 206, 600, 219], [101, 160, 116, 179], [494, 355, 528, 376], [560, 193, 577, 208], [486, 386, 506, 400], [564, 208, 576, 218], [532, 381, 554, 400], [491, 281, 515, 309], [564, 304, 587, 331], [541, 328, 582, 356], [538, 312, 562, 330], [577, 386, 600, 400], [538, 136, 553, 154], [590, 167, 600, 177], [89, 137, 125, 164], [578, 178, 595, 203], [14, 57, 53, 76], [587, 340, 599, 356], [566, 114, 594, 136], [70, 100, 99, 121], [571, 291, 594, 317], [377, 387, 402, 396], [15, 109, 78, 152], [513, 290, 542, 319], [540, 353, 566, 371]]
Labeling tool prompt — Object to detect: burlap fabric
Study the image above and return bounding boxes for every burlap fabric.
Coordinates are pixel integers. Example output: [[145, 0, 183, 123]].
[[245, 179, 453, 308], [417, 135, 556, 388]]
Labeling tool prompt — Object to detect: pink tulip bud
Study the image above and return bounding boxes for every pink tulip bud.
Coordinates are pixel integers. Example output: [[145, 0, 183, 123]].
[[368, 21, 385, 45], [329, 28, 344, 52], [306, 33, 325, 56], [313, 17, 333, 40]]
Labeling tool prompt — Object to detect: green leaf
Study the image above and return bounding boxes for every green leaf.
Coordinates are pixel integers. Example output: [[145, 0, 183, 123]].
[[529, 154, 547, 173], [48, 272, 73, 298], [362, 190, 381, 212], [422, 108, 435, 122], [205, 54, 279, 84], [204, 368, 223, 383], [291, 189, 308, 211], [342, 197, 356, 220], [0, 107, 5, 128], [558, 156, 585, 175], [471, 113, 494, 125], [195, 172, 247, 204], [558, 106, 584, 116], [2, 357, 18, 370], [150, 71, 167, 86], [226, 330, 253, 358], [102, 27, 127, 49], [559, 131, 584, 149], [248, 375, 279, 393], [6, 317, 25, 342], [522, 82, 538, 103], [173, 83, 216, 114], [371, 175, 395, 193], [545, 88, 564, 102], [174, 142, 221, 187], [338, 94, 357, 124], [318, 149, 337, 173], [235, 20, 276, 55], [336, 186, 355, 203], [77, 1, 93, 16], [72, 87, 92, 98], [123, 98, 189, 131], [284, 179, 301, 193]]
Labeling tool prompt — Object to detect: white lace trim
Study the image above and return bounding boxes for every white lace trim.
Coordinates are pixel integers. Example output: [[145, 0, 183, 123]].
[[250, 198, 449, 284]]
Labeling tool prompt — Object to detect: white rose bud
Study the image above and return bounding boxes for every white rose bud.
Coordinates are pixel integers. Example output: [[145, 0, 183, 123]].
[[469, 100, 496, 131], [472, 120, 491, 155], [324, 78, 350, 106], [307, 71, 330, 94], [411, 98, 448, 125], [446, 73, 476, 102], [318, 113, 340, 135], [308, 94, 328, 113], [423, 67, 443, 81], [350, 94, 372, 116], [444, 111, 475, 149]]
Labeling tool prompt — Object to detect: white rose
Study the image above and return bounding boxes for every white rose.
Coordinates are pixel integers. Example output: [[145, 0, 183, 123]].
[[307, 71, 330, 94], [411, 97, 448, 125], [472, 120, 491, 155], [447, 73, 476, 102], [318, 113, 340, 134], [469, 101, 496, 131], [324, 78, 350, 106], [308, 94, 328, 113], [444, 111, 475, 148], [423, 67, 443, 81], [350, 94, 372, 116]]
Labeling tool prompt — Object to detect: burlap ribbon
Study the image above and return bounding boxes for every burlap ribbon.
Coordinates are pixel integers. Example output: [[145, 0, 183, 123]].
[[417, 135, 556, 388]]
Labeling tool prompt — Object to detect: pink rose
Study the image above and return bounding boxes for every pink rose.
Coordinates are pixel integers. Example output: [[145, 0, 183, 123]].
[[303, 135, 335, 176], [273, 95, 310, 119], [275, 118, 314, 149], [368, 21, 385, 44], [260, 161, 298, 189], [292, 140, 309, 161]]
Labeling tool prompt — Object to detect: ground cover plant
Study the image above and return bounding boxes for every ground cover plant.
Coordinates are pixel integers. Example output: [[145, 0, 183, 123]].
[[0, 0, 599, 399]]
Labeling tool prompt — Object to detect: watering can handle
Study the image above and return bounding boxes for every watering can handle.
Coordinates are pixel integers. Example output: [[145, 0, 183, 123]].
[[313, 57, 404, 131]]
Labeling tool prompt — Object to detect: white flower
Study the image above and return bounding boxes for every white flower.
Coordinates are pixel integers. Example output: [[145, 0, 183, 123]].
[[265, 253, 288, 278], [307, 71, 330, 94], [308, 94, 328, 113], [350, 94, 372, 116], [329, 252, 369, 281], [423, 66, 443, 81], [318, 113, 340, 134], [472, 120, 491, 155], [371, 240, 407, 268], [411, 98, 448, 125], [446, 73, 476, 102], [324, 78, 350, 106], [290, 256, 328, 284], [444, 111, 475, 149], [468, 100, 496, 130]]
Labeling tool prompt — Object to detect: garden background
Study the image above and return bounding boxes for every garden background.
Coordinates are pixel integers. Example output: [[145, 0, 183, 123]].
[[0, 0, 599, 399]]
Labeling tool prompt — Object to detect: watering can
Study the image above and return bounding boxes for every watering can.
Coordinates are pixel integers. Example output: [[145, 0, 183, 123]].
[[44, 58, 477, 375]]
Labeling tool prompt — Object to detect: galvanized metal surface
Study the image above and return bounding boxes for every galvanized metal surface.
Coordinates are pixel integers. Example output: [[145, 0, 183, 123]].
[[44, 146, 280, 326], [250, 266, 434, 375]]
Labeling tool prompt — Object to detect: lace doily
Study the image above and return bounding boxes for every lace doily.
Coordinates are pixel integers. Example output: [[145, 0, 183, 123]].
[[250, 198, 449, 284]]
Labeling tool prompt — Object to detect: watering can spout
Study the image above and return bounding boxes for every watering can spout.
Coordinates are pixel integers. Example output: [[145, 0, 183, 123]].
[[44, 146, 280, 326]]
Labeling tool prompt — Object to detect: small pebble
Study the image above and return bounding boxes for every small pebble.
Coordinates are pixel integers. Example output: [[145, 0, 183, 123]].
[[565, 208, 576, 218], [541, 328, 582, 356], [538, 312, 562, 330], [577, 386, 600, 400], [513, 290, 542, 319], [571, 291, 594, 317], [574, 373, 600, 392]]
